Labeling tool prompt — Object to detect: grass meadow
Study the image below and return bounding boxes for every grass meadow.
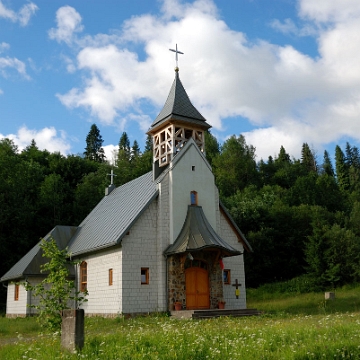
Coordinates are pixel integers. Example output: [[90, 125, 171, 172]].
[[2, 285, 360, 359]]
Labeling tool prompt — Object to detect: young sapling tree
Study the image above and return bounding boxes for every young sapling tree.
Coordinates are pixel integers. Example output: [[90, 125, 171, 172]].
[[24, 237, 88, 332]]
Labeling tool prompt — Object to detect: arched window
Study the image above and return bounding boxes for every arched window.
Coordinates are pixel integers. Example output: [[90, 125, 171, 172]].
[[80, 261, 87, 292], [190, 191, 198, 205]]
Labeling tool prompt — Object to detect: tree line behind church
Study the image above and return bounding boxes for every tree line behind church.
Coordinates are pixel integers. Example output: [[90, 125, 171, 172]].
[[1, 123, 360, 309]]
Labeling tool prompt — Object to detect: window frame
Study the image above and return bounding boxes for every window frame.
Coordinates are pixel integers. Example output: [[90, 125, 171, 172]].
[[223, 269, 231, 285], [14, 283, 19, 301], [190, 190, 198, 205], [80, 261, 87, 292], [109, 268, 113, 286], [141, 268, 149, 285]]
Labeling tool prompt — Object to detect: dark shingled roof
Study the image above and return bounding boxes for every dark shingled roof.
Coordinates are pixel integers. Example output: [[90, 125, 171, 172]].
[[149, 70, 210, 131], [67, 171, 158, 256], [164, 205, 242, 257], [0, 225, 77, 282]]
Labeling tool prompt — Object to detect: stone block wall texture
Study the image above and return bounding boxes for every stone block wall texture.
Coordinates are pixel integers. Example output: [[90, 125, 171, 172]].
[[61, 309, 84, 352], [168, 251, 223, 310], [121, 200, 164, 314]]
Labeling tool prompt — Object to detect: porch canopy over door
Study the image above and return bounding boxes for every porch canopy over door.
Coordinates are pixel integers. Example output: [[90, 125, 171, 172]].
[[164, 205, 241, 257]]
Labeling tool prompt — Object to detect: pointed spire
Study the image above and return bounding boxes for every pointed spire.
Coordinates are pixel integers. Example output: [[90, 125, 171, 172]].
[[149, 68, 209, 130]]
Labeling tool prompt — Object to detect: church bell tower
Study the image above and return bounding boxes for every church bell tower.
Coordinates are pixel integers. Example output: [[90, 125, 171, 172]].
[[147, 46, 211, 179]]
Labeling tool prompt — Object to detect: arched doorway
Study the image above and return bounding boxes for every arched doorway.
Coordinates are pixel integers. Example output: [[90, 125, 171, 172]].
[[185, 259, 210, 309]]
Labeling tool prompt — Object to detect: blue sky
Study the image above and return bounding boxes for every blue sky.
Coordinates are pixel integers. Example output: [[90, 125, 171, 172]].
[[1, 0, 360, 163]]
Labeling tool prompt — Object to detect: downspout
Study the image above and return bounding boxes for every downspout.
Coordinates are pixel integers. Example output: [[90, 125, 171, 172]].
[[25, 277, 31, 316], [164, 254, 169, 313], [75, 263, 79, 309]]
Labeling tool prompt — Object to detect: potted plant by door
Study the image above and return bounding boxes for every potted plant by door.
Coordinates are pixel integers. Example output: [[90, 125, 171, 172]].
[[174, 302, 182, 311], [218, 299, 226, 309]]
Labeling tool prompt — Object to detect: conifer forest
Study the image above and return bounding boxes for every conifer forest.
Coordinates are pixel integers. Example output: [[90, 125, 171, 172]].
[[1, 124, 360, 309]]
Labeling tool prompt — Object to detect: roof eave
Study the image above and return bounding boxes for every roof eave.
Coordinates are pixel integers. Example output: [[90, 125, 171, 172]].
[[164, 205, 242, 257], [147, 115, 211, 135], [165, 244, 242, 258], [219, 200, 253, 252]]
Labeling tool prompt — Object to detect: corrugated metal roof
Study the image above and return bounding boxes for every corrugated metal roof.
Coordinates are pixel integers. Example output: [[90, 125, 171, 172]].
[[67, 171, 158, 256], [149, 70, 210, 130], [164, 205, 242, 257], [0, 225, 77, 282]]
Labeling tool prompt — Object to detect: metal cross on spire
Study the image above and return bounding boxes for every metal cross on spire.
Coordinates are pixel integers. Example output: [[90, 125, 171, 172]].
[[169, 44, 184, 68], [108, 169, 117, 185]]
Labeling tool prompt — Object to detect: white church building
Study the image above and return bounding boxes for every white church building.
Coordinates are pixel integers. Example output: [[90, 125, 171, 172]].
[[1, 65, 252, 317]]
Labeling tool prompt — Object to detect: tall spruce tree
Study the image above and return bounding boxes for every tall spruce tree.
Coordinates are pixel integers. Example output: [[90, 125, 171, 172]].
[[275, 145, 291, 165], [301, 143, 317, 173], [344, 142, 360, 168], [335, 145, 349, 191], [131, 140, 140, 159], [84, 124, 106, 163], [345, 142, 360, 191], [321, 150, 335, 176], [116, 132, 132, 183], [118, 132, 131, 162], [144, 134, 153, 153]]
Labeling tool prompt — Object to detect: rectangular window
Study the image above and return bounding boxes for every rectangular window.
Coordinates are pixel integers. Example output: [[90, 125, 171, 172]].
[[223, 269, 231, 285], [141, 268, 149, 284], [80, 261, 87, 292], [109, 268, 113, 286], [14, 284, 19, 301]]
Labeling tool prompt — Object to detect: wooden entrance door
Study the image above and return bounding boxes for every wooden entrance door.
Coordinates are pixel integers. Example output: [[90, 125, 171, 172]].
[[185, 267, 210, 309]]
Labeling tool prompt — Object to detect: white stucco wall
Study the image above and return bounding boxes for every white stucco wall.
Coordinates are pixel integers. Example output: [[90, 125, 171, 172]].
[[6, 277, 44, 317], [77, 246, 122, 316], [169, 144, 217, 243], [6, 282, 28, 317], [219, 212, 247, 309]]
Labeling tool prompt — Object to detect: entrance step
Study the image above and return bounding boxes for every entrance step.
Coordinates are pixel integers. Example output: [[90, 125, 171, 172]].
[[170, 310, 194, 319], [170, 308, 261, 320], [192, 308, 261, 319]]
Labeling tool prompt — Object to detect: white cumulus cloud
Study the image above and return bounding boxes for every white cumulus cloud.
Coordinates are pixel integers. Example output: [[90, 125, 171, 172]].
[[0, 56, 29, 79], [48, 6, 84, 45], [0, 126, 72, 154], [0, 0, 38, 26], [50, 0, 360, 160]]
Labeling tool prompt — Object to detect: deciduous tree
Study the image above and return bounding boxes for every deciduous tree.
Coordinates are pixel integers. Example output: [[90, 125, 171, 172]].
[[24, 238, 87, 332]]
